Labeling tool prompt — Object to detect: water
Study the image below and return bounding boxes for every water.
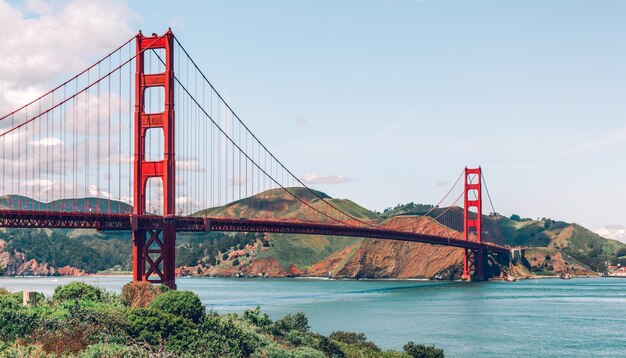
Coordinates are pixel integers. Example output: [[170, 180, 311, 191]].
[[1, 276, 626, 357]]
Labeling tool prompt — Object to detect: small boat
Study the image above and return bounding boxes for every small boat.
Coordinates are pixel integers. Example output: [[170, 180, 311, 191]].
[[560, 269, 572, 280]]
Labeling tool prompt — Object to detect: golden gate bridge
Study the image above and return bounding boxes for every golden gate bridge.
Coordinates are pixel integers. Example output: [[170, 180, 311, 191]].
[[0, 29, 510, 288]]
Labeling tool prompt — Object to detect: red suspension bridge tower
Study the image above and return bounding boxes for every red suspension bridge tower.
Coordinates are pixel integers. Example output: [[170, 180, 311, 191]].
[[132, 29, 177, 288], [463, 166, 485, 281]]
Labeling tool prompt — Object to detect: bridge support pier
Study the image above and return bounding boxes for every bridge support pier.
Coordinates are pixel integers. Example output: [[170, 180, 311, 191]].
[[132, 223, 177, 289], [463, 248, 486, 281]]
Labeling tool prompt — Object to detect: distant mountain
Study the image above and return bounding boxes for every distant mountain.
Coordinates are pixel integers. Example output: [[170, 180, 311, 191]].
[[1, 192, 625, 279]]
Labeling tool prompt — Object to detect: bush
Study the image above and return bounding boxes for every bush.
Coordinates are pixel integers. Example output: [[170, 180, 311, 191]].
[[243, 306, 272, 328], [233, 258, 240, 266], [0, 296, 39, 341], [314, 336, 344, 357], [404, 342, 444, 358], [329, 331, 380, 351], [148, 290, 205, 323], [78, 343, 155, 358], [125, 308, 195, 348], [185, 312, 266, 357], [120, 281, 163, 308], [0, 287, 9, 295], [53, 282, 102, 302], [272, 312, 309, 335], [289, 346, 327, 358]]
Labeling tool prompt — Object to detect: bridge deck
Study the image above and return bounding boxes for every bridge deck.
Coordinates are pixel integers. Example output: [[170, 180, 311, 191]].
[[0, 210, 509, 254]]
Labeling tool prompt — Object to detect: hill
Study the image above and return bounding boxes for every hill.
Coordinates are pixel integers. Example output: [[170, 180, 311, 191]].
[[1, 192, 625, 279]]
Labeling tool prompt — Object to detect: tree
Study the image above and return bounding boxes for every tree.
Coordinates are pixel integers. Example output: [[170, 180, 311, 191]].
[[404, 342, 444, 358], [272, 312, 310, 334], [232, 258, 240, 266], [53, 282, 103, 302], [149, 290, 205, 323], [510, 214, 521, 221], [330, 331, 380, 351]]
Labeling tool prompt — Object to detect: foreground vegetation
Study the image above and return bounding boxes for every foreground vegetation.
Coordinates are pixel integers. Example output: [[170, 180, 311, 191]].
[[0, 282, 444, 358]]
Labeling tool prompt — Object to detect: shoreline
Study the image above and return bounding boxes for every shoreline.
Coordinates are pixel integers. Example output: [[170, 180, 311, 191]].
[[0, 273, 608, 282]]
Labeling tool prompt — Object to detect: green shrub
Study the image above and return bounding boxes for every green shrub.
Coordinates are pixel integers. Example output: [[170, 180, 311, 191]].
[[0, 296, 39, 341], [184, 312, 266, 357], [0, 343, 53, 357], [286, 329, 315, 347], [243, 306, 272, 328], [289, 346, 327, 358], [124, 308, 195, 348], [77, 343, 156, 358], [315, 336, 345, 357], [148, 290, 205, 323], [272, 312, 309, 335], [330, 331, 380, 352], [252, 343, 290, 358], [403, 342, 444, 358], [53, 282, 103, 302]]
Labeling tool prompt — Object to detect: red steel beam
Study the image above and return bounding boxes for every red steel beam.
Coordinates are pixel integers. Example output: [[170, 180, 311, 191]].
[[0, 210, 509, 255]]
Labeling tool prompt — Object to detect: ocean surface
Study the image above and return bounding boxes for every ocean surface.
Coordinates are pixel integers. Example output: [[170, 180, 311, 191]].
[[1, 276, 625, 357]]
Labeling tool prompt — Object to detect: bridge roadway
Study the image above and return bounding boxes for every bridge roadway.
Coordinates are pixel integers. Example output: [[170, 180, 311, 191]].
[[0, 210, 509, 255]]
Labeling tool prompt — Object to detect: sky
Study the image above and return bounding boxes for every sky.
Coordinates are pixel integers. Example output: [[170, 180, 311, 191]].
[[1, 0, 625, 240]]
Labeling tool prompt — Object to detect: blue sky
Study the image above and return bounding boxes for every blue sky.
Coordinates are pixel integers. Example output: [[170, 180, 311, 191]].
[[3, 0, 626, 234]]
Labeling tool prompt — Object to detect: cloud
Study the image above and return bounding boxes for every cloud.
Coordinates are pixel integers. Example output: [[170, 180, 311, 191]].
[[0, 0, 136, 115], [301, 173, 352, 185], [565, 126, 626, 155], [177, 158, 201, 171], [595, 225, 626, 244], [31, 137, 63, 147], [378, 121, 403, 141]]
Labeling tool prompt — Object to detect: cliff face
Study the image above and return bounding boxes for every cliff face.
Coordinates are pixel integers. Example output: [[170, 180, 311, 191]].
[[306, 216, 464, 279], [0, 239, 86, 276]]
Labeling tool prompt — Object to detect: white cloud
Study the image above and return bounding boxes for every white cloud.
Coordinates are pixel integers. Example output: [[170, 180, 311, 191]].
[[31, 136, 63, 147], [177, 158, 201, 171], [0, 0, 136, 115], [301, 173, 352, 185], [595, 225, 626, 244]]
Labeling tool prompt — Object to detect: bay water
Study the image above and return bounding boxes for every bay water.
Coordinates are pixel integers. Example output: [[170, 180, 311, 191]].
[[1, 276, 625, 357]]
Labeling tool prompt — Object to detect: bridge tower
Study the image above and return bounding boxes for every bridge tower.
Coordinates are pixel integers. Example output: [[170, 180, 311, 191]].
[[132, 29, 177, 289], [463, 167, 485, 281]]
